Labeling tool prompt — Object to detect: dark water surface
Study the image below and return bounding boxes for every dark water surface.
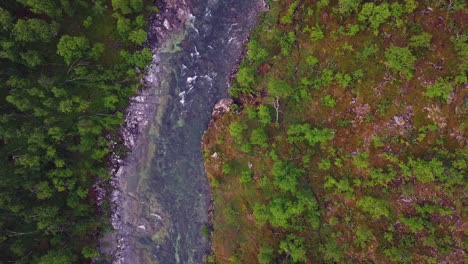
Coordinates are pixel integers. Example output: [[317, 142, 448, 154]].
[[115, 1, 263, 263]]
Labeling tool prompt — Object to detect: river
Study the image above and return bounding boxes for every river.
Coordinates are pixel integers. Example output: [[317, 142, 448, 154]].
[[103, 0, 266, 263]]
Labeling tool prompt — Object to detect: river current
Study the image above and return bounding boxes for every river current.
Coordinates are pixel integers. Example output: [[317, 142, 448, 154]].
[[106, 1, 265, 263]]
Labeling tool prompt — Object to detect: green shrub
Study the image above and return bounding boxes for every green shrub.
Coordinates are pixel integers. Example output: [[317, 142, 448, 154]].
[[322, 95, 336, 107], [409, 32, 432, 49], [56, 35, 90, 65], [425, 78, 453, 101], [408, 158, 444, 183], [357, 196, 390, 219], [278, 31, 296, 55], [353, 152, 369, 169], [305, 55, 319, 67], [229, 121, 247, 141], [129, 29, 147, 45], [247, 39, 268, 62], [268, 79, 292, 98], [240, 143, 252, 153], [401, 217, 425, 232], [239, 170, 252, 184], [112, 0, 143, 14], [280, 1, 299, 25], [358, 2, 391, 32], [336, 0, 362, 15], [258, 244, 274, 264], [309, 26, 325, 41], [236, 66, 255, 88], [258, 105, 272, 125], [251, 129, 268, 147], [355, 227, 373, 248], [279, 235, 307, 263], [384, 46, 416, 80], [222, 164, 232, 175], [335, 72, 352, 88]]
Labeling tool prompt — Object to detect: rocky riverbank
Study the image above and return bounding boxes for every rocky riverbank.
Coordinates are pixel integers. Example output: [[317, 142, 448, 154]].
[[102, 1, 192, 263]]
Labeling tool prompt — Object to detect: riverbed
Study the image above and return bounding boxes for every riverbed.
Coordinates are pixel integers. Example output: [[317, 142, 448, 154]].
[[104, 0, 266, 263]]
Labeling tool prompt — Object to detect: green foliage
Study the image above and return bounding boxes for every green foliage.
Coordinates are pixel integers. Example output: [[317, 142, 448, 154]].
[[318, 158, 331, 171], [279, 235, 307, 263], [272, 160, 303, 193], [400, 217, 425, 232], [259, 193, 317, 229], [0, 7, 12, 31], [324, 177, 354, 197], [336, 0, 362, 15], [240, 143, 252, 153], [416, 204, 452, 216], [81, 245, 99, 259], [251, 129, 268, 147], [404, 0, 419, 14], [280, 1, 299, 25], [308, 26, 325, 41], [12, 19, 59, 43], [358, 2, 391, 32], [222, 164, 232, 175], [115, 14, 132, 36], [355, 226, 373, 248], [229, 120, 247, 141], [346, 24, 360, 36], [258, 244, 274, 264], [425, 78, 453, 101], [409, 32, 432, 49], [367, 167, 396, 187], [278, 31, 296, 56], [83, 16, 93, 28], [204, 1, 466, 263], [335, 72, 352, 88], [129, 29, 147, 45], [268, 78, 292, 98], [57, 35, 91, 65], [38, 250, 76, 264], [407, 158, 444, 183], [287, 124, 334, 146], [237, 66, 256, 88], [357, 42, 378, 60], [253, 203, 269, 226], [120, 48, 152, 68], [317, 0, 330, 10], [112, 0, 143, 15], [240, 170, 252, 184], [357, 196, 390, 219], [257, 105, 272, 125], [352, 152, 369, 169], [247, 39, 268, 63], [321, 94, 336, 107], [305, 55, 319, 67], [229, 255, 240, 264], [384, 46, 416, 80], [0, 1, 151, 262], [16, 0, 62, 18], [320, 239, 344, 262]]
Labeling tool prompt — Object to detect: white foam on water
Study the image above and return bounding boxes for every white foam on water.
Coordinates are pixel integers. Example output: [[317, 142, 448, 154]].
[[179, 91, 186, 105]]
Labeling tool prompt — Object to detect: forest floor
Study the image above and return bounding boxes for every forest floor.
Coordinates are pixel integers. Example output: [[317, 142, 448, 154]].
[[203, 0, 467, 263]]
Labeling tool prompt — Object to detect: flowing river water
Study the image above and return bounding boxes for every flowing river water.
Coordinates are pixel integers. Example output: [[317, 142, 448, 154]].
[[103, 1, 266, 263]]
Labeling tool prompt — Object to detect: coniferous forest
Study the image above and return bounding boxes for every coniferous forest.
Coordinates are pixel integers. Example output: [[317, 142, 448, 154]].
[[0, 0, 152, 262]]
